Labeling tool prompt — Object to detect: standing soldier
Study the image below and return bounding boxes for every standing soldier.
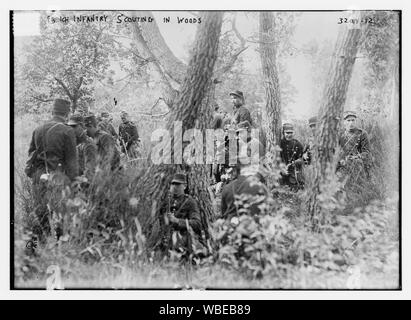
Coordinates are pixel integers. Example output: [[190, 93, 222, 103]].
[[119, 111, 140, 159], [98, 111, 118, 140], [67, 114, 97, 181], [303, 116, 317, 165], [84, 114, 120, 172], [154, 173, 206, 260], [229, 90, 253, 130], [25, 98, 79, 239], [338, 111, 371, 177], [280, 123, 304, 190]]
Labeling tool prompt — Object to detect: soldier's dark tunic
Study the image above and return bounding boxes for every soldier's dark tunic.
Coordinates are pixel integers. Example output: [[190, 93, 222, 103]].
[[119, 120, 139, 157], [27, 115, 79, 238], [337, 127, 371, 175], [232, 105, 253, 128], [28, 115, 79, 180], [98, 119, 118, 140], [157, 193, 204, 254], [280, 138, 304, 188], [94, 130, 120, 171], [221, 175, 268, 219], [338, 128, 370, 161]]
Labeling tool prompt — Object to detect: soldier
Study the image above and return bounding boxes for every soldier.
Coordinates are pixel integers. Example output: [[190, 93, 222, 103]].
[[25, 98, 79, 239], [229, 90, 253, 130], [156, 173, 206, 259], [97, 111, 118, 140], [303, 116, 317, 165], [67, 114, 97, 181], [221, 138, 268, 219], [221, 162, 268, 219], [84, 114, 120, 172], [119, 111, 140, 159], [337, 111, 371, 177], [280, 123, 304, 190]]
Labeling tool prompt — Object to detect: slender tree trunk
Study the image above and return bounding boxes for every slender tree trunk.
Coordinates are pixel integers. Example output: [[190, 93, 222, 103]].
[[137, 12, 224, 247], [307, 22, 363, 228], [259, 12, 282, 180]]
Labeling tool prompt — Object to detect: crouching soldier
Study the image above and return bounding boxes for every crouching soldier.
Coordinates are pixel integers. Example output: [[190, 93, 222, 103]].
[[157, 173, 207, 261]]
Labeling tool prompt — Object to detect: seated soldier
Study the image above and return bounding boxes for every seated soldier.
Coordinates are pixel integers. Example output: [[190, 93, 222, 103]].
[[157, 173, 206, 259], [280, 123, 304, 190]]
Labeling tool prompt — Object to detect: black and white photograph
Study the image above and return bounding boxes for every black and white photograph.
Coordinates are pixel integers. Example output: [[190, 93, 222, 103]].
[[11, 8, 401, 291]]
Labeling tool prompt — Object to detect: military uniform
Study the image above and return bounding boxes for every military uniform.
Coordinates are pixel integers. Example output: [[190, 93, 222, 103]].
[[28, 115, 79, 180], [94, 130, 120, 171], [119, 120, 140, 158], [26, 99, 78, 240], [337, 127, 371, 175], [232, 106, 253, 129], [158, 193, 204, 255], [280, 137, 304, 189], [221, 174, 268, 219]]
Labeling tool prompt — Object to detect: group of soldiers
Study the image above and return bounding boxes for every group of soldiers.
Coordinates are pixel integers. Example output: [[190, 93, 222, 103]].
[[24, 90, 371, 260], [25, 99, 140, 240]]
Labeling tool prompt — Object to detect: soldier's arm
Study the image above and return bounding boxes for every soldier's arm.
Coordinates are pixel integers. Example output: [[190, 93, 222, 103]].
[[63, 129, 79, 180]]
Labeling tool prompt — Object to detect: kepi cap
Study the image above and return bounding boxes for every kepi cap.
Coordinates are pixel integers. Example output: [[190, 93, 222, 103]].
[[229, 90, 244, 100], [171, 173, 187, 184], [53, 99, 71, 116], [343, 111, 357, 119], [308, 116, 317, 126]]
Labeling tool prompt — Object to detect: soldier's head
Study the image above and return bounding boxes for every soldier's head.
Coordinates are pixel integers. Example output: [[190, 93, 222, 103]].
[[67, 114, 87, 144], [52, 99, 71, 121], [84, 114, 98, 138], [120, 111, 130, 123], [229, 90, 244, 108], [343, 111, 357, 131], [308, 116, 317, 135], [170, 173, 187, 196], [283, 123, 295, 141]]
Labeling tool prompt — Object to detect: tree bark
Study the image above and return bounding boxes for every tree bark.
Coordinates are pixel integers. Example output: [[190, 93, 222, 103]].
[[259, 12, 282, 174], [131, 11, 247, 110], [136, 12, 224, 248], [307, 22, 363, 228]]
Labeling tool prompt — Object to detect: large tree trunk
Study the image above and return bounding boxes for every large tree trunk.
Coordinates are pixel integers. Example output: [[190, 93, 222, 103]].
[[131, 11, 246, 110], [137, 12, 224, 248], [259, 12, 282, 180], [307, 21, 363, 228]]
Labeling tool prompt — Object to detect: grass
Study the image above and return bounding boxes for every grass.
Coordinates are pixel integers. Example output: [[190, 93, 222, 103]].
[[13, 112, 400, 290]]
